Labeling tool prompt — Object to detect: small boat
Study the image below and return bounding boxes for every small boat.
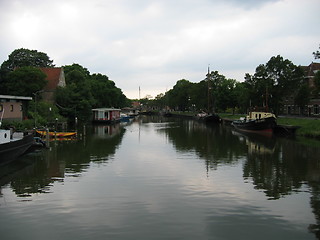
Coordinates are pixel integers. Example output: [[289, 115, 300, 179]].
[[120, 113, 131, 122], [36, 130, 77, 138], [0, 129, 34, 165], [195, 111, 221, 123], [232, 108, 277, 133]]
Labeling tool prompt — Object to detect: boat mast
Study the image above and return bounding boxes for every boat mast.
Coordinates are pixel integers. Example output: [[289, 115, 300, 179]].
[[207, 65, 213, 113], [265, 86, 269, 112]]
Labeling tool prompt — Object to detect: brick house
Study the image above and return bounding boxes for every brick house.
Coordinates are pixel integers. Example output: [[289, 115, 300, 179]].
[[40, 67, 66, 103], [283, 62, 320, 116], [0, 95, 32, 121]]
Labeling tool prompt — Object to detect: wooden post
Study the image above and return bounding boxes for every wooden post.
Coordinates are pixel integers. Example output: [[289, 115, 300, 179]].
[[46, 128, 50, 147]]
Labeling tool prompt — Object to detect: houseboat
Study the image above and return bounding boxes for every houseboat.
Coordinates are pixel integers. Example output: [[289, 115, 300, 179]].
[[232, 108, 277, 134], [92, 108, 121, 124]]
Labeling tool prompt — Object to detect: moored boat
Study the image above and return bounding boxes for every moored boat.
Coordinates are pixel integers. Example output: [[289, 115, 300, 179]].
[[92, 108, 121, 123], [232, 108, 277, 133], [36, 130, 77, 138], [0, 129, 34, 165], [195, 111, 221, 123]]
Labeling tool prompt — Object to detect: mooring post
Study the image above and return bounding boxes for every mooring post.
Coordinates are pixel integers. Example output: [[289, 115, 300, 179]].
[[46, 128, 50, 147]]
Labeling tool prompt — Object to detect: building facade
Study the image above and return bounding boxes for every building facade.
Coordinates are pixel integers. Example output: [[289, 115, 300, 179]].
[[0, 95, 32, 121], [40, 67, 66, 103], [283, 62, 320, 117]]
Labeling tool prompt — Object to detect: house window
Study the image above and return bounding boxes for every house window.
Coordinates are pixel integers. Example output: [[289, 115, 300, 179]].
[[10, 105, 14, 112], [0, 104, 3, 112], [314, 105, 319, 115], [20, 104, 23, 111]]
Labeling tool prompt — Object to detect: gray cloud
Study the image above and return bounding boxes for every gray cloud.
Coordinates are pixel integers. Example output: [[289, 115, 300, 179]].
[[0, 0, 319, 99]]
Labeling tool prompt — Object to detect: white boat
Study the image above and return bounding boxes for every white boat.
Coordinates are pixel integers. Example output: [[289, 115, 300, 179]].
[[0, 129, 34, 165]]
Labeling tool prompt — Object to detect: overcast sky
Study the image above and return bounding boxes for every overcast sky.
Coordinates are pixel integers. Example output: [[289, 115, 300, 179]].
[[0, 0, 319, 99]]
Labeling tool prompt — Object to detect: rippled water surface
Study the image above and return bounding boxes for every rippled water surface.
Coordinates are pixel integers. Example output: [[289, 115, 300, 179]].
[[1, 116, 320, 239]]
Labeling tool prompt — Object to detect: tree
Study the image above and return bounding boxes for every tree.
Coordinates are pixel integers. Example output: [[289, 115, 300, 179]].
[[0, 48, 54, 94], [5, 66, 47, 96], [166, 79, 192, 111], [56, 63, 130, 122], [0, 48, 54, 73], [234, 82, 250, 113], [247, 55, 304, 114], [313, 45, 320, 59]]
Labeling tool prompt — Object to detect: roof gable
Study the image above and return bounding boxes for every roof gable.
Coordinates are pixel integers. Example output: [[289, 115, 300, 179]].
[[40, 67, 66, 91], [302, 62, 320, 77]]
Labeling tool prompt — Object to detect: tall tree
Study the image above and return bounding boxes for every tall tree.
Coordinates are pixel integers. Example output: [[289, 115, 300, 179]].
[[247, 55, 304, 113], [1, 48, 54, 72], [5, 66, 47, 96], [0, 48, 54, 94]]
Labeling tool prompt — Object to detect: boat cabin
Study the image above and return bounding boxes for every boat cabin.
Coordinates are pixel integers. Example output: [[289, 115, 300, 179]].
[[92, 108, 121, 123], [247, 111, 276, 121]]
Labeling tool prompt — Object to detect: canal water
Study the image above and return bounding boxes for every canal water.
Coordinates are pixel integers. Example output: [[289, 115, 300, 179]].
[[0, 116, 320, 240]]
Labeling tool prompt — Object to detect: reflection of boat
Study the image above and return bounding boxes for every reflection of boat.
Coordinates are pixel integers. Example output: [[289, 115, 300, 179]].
[[232, 130, 276, 155], [0, 130, 34, 165], [232, 108, 276, 133], [36, 130, 77, 138]]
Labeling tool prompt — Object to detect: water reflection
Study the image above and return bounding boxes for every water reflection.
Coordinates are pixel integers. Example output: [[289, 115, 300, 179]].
[[158, 118, 244, 171], [0, 116, 320, 239], [159, 117, 320, 238], [0, 124, 125, 200]]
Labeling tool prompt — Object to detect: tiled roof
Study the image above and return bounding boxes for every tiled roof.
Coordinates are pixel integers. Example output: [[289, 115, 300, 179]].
[[302, 62, 320, 77], [40, 67, 63, 91]]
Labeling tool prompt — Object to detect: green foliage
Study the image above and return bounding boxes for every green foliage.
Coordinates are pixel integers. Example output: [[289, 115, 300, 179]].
[[28, 100, 65, 127], [1, 119, 35, 131], [5, 66, 47, 96], [55, 63, 130, 122], [1, 48, 54, 72], [244, 55, 304, 114], [0, 48, 54, 94]]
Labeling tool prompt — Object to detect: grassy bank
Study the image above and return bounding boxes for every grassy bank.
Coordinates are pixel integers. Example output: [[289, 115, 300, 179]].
[[277, 117, 320, 139]]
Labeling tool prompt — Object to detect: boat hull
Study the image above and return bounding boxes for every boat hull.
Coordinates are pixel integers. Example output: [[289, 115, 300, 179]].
[[0, 134, 34, 165], [36, 130, 77, 138], [232, 117, 276, 133], [196, 114, 221, 123]]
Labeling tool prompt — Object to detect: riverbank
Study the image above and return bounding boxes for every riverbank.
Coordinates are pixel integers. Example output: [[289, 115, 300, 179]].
[[166, 112, 320, 139]]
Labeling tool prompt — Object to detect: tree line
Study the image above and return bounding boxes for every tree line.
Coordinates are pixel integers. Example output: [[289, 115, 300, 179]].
[[0, 48, 130, 124], [150, 53, 320, 115]]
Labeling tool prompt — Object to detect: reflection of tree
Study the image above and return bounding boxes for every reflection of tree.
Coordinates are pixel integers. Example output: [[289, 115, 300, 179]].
[[242, 134, 317, 200], [239, 132, 320, 239], [159, 119, 246, 170], [1, 125, 125, 198]]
